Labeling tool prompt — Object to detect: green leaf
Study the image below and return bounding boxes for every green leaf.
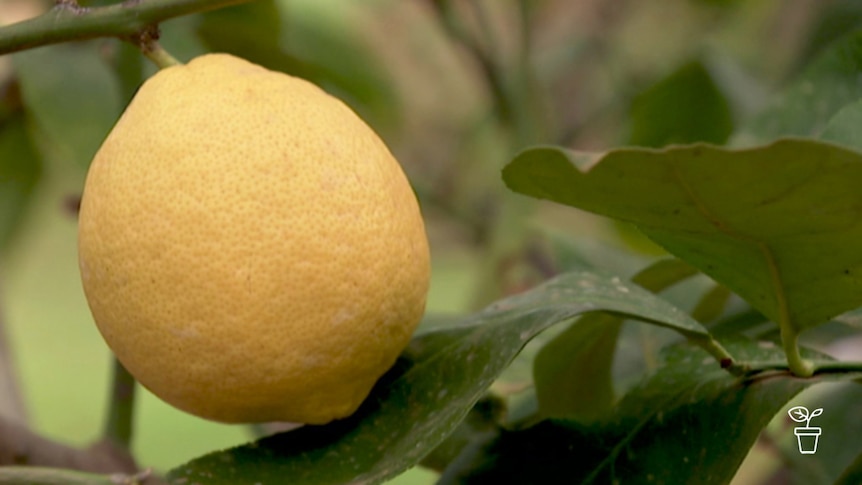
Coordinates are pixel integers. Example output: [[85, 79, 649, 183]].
[[820, 98, 862, 152], [628, 59, 733, 147], [0, 113, 41, 250], [13, 44, 122, 169], [167, 271, 714, 484], [739, 29, 862, 144], [534, 316, 621, 421], [503, 139, 862, 338], [836, 451, 862, 485], [534, 259, 699, 421], [197, 0, 400, 133], [109, 40, 147, 105], [454, 339, 862, 485], [197, 0, 289, 72], [281, 1, 400, 131], [690, 284, 732, 323], [420, 395, 505, 473], [798, 4, 862, 80]]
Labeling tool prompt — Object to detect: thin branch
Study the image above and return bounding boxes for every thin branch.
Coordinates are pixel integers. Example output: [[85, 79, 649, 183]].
[[0, 0, 254, 55], [0, 416, 136, 473], [431, 0, 513, 126], [103, 358, 137, 449], [0, 466, 165, 485], [0, 278, 26, 424]]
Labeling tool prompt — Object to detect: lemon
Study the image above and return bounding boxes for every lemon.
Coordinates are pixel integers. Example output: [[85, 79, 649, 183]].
[[77, 53, 430, 424]]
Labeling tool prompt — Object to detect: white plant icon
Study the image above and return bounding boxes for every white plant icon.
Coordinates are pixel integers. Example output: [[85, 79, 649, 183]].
[[788, 406, 823, 427], [787, 406, 823, 454]]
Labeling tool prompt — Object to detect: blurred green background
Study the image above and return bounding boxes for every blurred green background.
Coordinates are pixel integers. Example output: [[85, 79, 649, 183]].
[[2, 0, 862, 482]]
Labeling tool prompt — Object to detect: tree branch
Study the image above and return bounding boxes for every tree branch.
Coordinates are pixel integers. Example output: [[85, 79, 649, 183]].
[[0, 0, 254, 55]]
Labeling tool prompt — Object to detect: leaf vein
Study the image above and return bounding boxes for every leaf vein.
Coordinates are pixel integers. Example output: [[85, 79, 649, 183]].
[[669, 165, 792, 331]]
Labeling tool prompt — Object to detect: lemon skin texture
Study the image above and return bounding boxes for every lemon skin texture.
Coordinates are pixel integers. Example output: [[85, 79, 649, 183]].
[[77, 53, 430, 424]]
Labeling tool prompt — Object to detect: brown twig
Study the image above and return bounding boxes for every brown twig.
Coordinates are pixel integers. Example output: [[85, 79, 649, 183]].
[[0, 279, 26, 424], [0, 415, 136, 473]]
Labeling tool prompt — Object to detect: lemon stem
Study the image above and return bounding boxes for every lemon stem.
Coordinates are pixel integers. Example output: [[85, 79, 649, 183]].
[[103, 357, 136, 448], [142, 41, 182, 70]]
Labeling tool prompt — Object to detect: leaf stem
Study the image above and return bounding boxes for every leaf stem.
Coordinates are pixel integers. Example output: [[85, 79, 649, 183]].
[[103, 358, 136, 449], [0, 0, 253, 55], [731, 360, 862, 379], [781, 329, 814, 377], [142, 41, 181, 70], [691, 336, 738, 372]]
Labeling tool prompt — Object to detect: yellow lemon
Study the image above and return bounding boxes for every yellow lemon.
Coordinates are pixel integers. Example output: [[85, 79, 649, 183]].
[[77, 53, 430, 424]]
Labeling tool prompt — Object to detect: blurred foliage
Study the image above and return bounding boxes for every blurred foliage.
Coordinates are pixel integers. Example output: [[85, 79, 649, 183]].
[[627, 59, 733, 147], [3, 1, 862, 484]]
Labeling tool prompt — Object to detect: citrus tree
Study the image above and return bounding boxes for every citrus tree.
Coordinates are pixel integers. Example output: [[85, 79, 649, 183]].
[[2, 1, 862, 484]]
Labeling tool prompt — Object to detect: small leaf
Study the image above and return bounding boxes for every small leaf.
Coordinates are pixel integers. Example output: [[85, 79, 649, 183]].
[[455, 339, 862, 485], [690, 284, 731, 323], [0, 114, 41, 249], [167, 270, 715, 484], [503, 139, 862, 336], [628, 59, 733, 147], [820, 97, 862, 151], [534, 259, 699, 421], [13, 43, 122, 169]]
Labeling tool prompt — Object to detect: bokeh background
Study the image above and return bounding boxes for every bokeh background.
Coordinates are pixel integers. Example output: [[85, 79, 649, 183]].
[[2, 0, 862, 483]]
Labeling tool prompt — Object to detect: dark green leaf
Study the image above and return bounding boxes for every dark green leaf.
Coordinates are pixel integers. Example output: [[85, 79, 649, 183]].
[[836, 451, 862, 485], [282, 2, 400, 131], [167, 270, 713, 485], [456, 339, 862, 485], [534, 259, 698, 421], [420, 395, 505, 473], [13, 44, 122, 169], [503, 139, 862, 335], [110, 41, 146, 105], [0, 114, 41, 250], [709, 309, 770, 337], [797, 4, 862, 74], [534, 315, 621, 421], [197, 0, 289, 73], [628, 59, 733, 147], [198, 1, 399, 132]]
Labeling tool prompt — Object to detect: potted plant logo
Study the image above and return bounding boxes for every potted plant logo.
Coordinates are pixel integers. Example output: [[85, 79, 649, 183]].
[[787, 406, 823, 454]]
